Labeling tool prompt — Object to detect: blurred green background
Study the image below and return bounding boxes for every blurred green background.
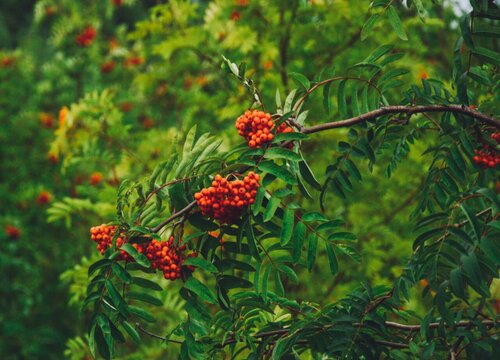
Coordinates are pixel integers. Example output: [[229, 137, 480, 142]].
[[1, 0, 489, 358]]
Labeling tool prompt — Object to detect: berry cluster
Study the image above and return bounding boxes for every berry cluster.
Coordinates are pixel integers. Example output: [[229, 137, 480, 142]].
[[144, 238, 196, 281], [473, 147, 500, 169], [76, 26, 96, 47], [491, 132, 500, 143], [194, 172, 260, 224], [90, 224, 139, 261], [101, 61, 116, 74], [36, 191, 52, 205], [236, 110, 294, 148], [90, 225, 196, 281], [5, 225, 21, 239]]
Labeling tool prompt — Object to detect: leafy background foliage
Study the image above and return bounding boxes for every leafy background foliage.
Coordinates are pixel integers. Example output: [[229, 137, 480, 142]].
[[1, 0, 498, 359]]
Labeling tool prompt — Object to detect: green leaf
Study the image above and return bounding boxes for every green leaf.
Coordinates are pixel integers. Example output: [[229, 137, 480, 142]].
[[131, 276, 163, 291], [127, 291, 163, 306], [274, 271, 284, 296], [284, 89, 297, 113], [259, 161, 297, 185], [121, 243, 150, 267], [361, 14, 380, 41], [289, 72, 310, 90], [335, 244, 361, 262], [299, 160, 321, 190], [246, 220, 261, 261], [88, 259, 111, 277], [325, 242, 338, 275], [292, 221, 306, 264], [112, 263, 131, 284], [307, 233, 318, 272], [302, 212, 328, 223], [449, 268, 466, 299], [337, 80, 348, 118], [218, 275, 253, 289], [121, 321, 141, 345], [387, 5, 408, 40], [328, 232, 357, 242], [127, 305, 156, 322], [280, 206, 295, 246], [184, 277, 217, 304], [274, 132, 308, 142], [265, 147, 301, 161], [472, 47, 500, 66], [461, 253, 481, 286], [459, 204, 481, 242], [105, 280, 124, 308], [252, 186, 266, 216], [276, 88, 282, 109], [183, 257, 218, 273], [264, 197, 281, 222], [323, 82, 332, 114], [278, 264, 299, 283], [468, 66, 492, 86]]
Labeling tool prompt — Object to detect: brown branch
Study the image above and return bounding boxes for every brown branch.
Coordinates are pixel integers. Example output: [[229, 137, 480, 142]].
[[135, 323, 182, 344], [302, 105, 500, 134], [150, 200, 197, 233]]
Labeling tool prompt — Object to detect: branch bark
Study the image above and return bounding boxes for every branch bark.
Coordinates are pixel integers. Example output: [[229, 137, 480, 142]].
[[150, 200, 197, 233], [302, 105, 500, 133]]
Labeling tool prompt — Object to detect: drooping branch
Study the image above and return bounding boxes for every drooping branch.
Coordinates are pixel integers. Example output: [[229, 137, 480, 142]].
[[302, 105, 500, 133]]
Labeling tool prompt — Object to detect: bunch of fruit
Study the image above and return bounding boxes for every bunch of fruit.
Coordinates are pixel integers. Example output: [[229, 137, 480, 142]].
[[235, 110, 294, 148], [76, 26, 96, 47], [144, 238, 196, 281], [90, 225, 195, 281], [473, 147, 500, 169], [90, 224, 141, 261], [194, 172, 260, 224]]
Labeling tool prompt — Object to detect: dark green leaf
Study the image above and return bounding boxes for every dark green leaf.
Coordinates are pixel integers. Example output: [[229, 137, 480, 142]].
[[184, 277, 217, 304]]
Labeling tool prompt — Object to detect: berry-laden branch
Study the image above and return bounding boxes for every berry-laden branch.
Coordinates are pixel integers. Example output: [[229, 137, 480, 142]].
[[302, 105, 500, 133]]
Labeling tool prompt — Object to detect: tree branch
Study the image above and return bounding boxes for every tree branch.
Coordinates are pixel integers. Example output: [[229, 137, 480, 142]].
[[302, 105, 500, 134], [150, 200, 197, 233]]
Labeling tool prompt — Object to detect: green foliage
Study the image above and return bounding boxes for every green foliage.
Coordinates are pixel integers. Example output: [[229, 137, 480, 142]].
[[1, 0, 499, 359]]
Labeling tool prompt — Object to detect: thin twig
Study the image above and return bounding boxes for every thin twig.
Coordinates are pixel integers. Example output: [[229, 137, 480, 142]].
[[151, 200, 197, 233]]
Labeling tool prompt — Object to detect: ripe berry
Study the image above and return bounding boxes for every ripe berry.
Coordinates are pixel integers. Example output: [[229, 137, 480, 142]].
[[124, 56, 143, 68], [230, 10, 241, 21], [101, 61, 115, 74], [491, 132, 500, 143], [144, 237, 196, 281], [39, 112, 54, 128], [235, 110, 294, 148], [472, 147, 500, 169], [36, 191, 52, 205], [48, 152, 58, 164], [90, 224, 141, 261], [195, 172, 260, 224], [5, 225, 21, 239], [76, 26, 96, 47], [89, 172, 104, 186]]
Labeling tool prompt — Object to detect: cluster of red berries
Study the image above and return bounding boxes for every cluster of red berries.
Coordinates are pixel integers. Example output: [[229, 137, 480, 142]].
[[101, 61, 116, 74], [5, 225, 21, 239], [194, 172, 260, 224], [236, 110, 294, 148], [473, 147, 500, 169], [90, 225, 195, 281], [76, 26, 96, 47], [90, 224, 141, 261], [144, 238, 196, 281], [491, 132, 500, 143]]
